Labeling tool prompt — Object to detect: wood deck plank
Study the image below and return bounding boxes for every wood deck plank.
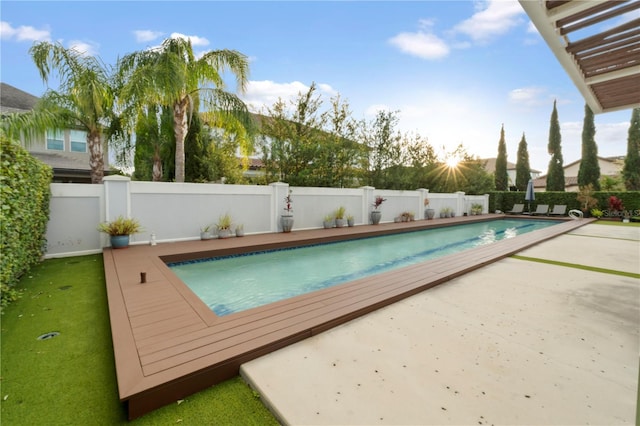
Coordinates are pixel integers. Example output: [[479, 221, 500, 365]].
[[103, 215, 594, 419]]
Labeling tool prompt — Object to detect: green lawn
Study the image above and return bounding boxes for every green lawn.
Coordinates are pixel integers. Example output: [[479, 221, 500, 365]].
[[0, 255, 278, 425]]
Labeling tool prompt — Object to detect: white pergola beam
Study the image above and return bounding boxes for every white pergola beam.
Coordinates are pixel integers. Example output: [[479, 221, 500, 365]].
[[518, 0, 604, 113]]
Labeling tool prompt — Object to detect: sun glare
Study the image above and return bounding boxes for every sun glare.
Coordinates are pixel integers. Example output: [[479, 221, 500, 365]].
[[446, 157, 459, 169]]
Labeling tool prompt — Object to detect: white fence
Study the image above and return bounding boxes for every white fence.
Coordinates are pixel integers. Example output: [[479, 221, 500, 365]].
[[44, 175, 489, 258]]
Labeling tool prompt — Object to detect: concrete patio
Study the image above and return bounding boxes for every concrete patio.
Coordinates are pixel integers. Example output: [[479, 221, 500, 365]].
[[241, 223, 640, 425]]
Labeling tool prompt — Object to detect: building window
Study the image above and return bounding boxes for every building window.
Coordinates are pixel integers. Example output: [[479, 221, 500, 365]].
[[46, 130, 64, 151], [70, 130, 87, 153]]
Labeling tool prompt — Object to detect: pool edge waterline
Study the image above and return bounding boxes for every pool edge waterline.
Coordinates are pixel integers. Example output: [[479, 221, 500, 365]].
[[103, 215, 593, 419], [170, 219, 558, 317]]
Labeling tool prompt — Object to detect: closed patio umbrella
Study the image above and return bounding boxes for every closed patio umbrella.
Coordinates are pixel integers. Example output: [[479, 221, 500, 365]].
[[525, 179, 535, 214]]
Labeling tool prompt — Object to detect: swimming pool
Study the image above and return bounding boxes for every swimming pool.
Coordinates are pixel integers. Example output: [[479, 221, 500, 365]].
[[169, 219, 558, 316]]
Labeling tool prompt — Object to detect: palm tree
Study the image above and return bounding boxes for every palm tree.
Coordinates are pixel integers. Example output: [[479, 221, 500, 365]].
[[117, 37, 251, 183], [1, 42, 115, 184]]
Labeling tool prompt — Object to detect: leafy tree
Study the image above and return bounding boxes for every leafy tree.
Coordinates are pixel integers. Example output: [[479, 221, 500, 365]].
[[577, 104, 600, 190], [184, 111, 214, 182], [515, 132, 531, 191], [599, 175, 624, 191], [402, 132, 437, 190], [622, 107, 640, 190], [258, 83, 327, 186], [427, 144, 493, 194], [132, 105, 174, 181], [1, 41, 116, 183], [362, 110, 403, 189], [118, 37, 250, 182], [494, 124, 508, 191], [318, 95, 365, 188], [546, 100, 565, 191]]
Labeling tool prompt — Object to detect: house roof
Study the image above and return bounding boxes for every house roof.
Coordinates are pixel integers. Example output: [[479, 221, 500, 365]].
[[519, 0, 640, 114], [0, 82, 39, 114], [562, 155, 625, 169], [30, 152, 110, 173], [481, 158, 541, 174]]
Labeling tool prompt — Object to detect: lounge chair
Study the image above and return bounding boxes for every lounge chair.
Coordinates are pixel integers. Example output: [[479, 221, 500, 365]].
[[549, 205, 567, 216], [506, 203, 524, 214], [531, 204, 550, 216]]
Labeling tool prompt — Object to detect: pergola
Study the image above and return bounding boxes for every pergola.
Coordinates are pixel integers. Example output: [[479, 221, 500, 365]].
[[519, 0, 640, 114]]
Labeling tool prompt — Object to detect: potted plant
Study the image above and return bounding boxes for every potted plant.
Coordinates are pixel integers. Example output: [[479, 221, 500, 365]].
[[334, 206, 347, 228], [371, 196, 386, 225], [440, 207, 451, 218], [200, 224, 214, 240], [97, 215, 142, 249], [281, 190, 294, 233], [323, 214, 334, 229], [471, 203, 483, 215], [235, 224, 244, 237], [424, 198, 435, 220], [347, 214, 355, 227], [216, 213, 233, 239]]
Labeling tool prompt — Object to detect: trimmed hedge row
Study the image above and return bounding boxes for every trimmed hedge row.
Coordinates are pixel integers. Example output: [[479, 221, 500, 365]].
[[490, 190, 640, 215], [1, 136, 53, 308]]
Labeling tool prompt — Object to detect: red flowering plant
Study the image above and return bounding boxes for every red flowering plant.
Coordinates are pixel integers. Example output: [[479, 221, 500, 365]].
[[607, 196, 624, 217], [372, 196, 387, 210], [283, 190, 293, 214]]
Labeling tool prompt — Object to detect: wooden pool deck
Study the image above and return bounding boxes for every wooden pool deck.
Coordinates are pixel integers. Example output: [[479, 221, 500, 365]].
[[102, 214, 594, 419]]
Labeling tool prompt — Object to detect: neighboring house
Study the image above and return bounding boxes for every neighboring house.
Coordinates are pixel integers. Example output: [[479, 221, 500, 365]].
[[533, 156, 624, 192], [1, 82, 111, 183], [239, 156, 265, 180], [481, 158, 542, 189]]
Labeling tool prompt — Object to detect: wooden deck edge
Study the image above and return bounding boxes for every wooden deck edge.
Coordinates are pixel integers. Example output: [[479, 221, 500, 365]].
[[105, 216, 595, 420]]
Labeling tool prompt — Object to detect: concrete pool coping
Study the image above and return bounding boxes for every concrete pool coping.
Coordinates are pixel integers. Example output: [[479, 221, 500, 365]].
[[103, 214, 596, 419], [240, 223, 640, 425]]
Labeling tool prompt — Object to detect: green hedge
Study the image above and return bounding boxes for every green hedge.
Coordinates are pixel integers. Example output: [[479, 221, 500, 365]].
[[0, 136, 53, 308], [489, 190, 640, 214]]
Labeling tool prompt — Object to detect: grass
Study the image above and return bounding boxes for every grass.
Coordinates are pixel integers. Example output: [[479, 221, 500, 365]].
[[0, 255, 278, 425], [594, 219, 640, 226]]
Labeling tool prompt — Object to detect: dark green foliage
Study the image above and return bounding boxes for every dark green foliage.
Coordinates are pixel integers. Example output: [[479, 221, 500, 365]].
[[184, 112, 214, 182], [546, 100, 565, 191], [0, 136, 53, 307], [259, 84, 367, 188], [578, 104, 601, 190], [489, 190, 640, 215], [494, 125, 509, 191], [515, 133, 531, 191], [623, 108, 640, 190], [364, 110, 403, 189]]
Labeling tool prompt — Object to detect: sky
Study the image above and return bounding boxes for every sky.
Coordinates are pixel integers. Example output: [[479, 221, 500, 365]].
[[1, 0, 637, 174]]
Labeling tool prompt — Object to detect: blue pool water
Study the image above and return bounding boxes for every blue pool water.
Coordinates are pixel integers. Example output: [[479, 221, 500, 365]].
[[169, 219, 558, 316]]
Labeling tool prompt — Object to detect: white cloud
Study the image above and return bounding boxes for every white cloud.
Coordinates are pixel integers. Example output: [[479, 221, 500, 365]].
[[365, 104, 392, 117], [242, 80, 337, 113], [508, 87, 548, 107], [170, 32, 209, 46], [134, 30, 163, 43], [1, 21, 50, 42], [452, 0, 525, 43], [68, 40, 99, 56], [388, 31, 450, 60]]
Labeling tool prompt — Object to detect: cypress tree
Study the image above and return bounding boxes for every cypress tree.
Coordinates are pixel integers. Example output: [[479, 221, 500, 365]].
[[546, 100, 565, 191], [577, 104, 600, 190], [515, 132, 531, 191], [494, 124, 509, 191], [622, 108, 640, 190]]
